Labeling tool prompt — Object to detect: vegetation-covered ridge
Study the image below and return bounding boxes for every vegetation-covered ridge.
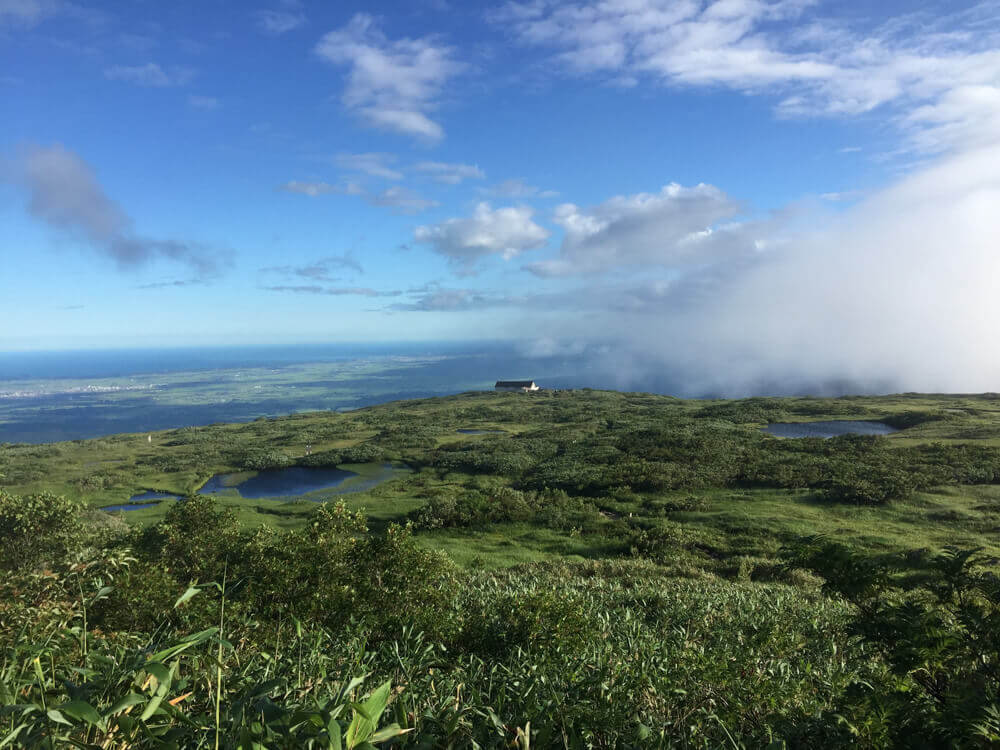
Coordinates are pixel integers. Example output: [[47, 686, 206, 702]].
[[2, 390, 1000, 747]]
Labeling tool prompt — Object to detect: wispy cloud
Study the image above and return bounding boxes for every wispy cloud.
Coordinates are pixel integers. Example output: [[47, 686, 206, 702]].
[[279, 180, 436, 214], [0, 0, 103, 28], [254, 6, 305, 34], [0, 0, 59, 26], [369, 186, 439, 214], [496, 0, 1000, 154], [261, 254, 365, 279], [263, 285, 400, 297], [315, 13, 464, 142], [389, 283, 513, 311], [334, 152, 403, 180], [414, 161, 485, 184], [104, 62, 194, 87], [136, 278, 209, 289], [10, 143, 227, 277], [279, 180, 354, 197], [480, 178, 558, 199]]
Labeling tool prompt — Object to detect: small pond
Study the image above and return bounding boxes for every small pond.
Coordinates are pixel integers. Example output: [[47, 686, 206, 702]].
[[457, 429, 505, 435], [102, 463, 409, 510], [198, 463, 407, 500], [200, 466, 358, 499], [763, 420, 898, 439], [101, 490, 181, 513]]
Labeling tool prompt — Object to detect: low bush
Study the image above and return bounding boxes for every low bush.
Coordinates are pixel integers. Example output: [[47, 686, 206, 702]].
[[0, 490, 84, 570]]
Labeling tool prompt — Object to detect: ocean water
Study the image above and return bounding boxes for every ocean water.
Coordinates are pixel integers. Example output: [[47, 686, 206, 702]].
[[0, 342, 485, 380], [0, 342, 589, 444]]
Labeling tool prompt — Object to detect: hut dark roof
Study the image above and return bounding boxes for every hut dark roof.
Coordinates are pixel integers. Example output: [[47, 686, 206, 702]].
[[495, 380, 536, 387]]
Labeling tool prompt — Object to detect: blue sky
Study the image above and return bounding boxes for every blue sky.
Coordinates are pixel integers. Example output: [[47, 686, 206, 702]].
[[3, 0, 1000, 391]]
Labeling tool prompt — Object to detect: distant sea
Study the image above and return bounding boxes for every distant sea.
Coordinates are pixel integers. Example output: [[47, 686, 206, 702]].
[[0, 342, 596, 444], [0, 343, 487, 380]]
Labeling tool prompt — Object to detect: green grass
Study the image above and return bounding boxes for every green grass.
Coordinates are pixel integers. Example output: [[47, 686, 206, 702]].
[[7, 389, 1000, 569]]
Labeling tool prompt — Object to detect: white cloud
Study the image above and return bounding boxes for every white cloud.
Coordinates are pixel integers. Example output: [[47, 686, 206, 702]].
[[415, 161, 485, 184], [660, 139, 1000, 393], [315, 13, 464, 141], [414, 202, 550, 270], [364, 109, 444, 141], [904, 84, 1000, 153], [334, 152, 402, 180], [497, 0, 1000, 154], [524, 182, 747, 276], [104, 63, 194, 87]]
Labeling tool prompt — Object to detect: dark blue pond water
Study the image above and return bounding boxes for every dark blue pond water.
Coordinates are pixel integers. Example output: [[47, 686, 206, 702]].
[[102, 502, 157, 512], [199, 466, 359, 499], [457, 429, 505, 434], [101, 490, 182, 512], [131, 490, 183, 502], [763, 421, 897, 439]]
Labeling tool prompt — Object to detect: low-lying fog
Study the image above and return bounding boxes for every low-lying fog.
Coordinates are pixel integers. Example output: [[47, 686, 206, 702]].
[[517, 141, 1000, 397]]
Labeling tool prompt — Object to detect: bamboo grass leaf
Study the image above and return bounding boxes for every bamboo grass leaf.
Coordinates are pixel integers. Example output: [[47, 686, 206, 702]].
[[174, 586, 203, 609], [139, 662, 176, 721], [57, 699, 104, 729]]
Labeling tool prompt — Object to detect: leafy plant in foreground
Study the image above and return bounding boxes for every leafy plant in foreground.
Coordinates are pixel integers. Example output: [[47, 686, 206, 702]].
[[786, 539, 1000, 747]]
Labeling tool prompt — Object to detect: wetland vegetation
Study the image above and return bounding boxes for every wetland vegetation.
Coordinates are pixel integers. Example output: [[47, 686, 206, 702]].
[[2, 389, 1000, 747]]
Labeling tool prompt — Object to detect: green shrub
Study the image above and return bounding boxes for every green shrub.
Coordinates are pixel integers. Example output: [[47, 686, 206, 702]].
[[786, 540, 1000, 747], [0, 490, 84, 570], [237, 449, 292, 470], [154, 495, 241, 582]]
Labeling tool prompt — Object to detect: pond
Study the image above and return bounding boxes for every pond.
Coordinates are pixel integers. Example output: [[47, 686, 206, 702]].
[[199, 466, 358, 499], [101, 463, 411, 511], [198, 462, 407, 500], [101, 490, 181, 513], [762, 420, 898, 439]]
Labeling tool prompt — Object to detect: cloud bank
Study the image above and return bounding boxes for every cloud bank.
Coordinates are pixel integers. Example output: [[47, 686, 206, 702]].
[[508, 140, 1000, 395]]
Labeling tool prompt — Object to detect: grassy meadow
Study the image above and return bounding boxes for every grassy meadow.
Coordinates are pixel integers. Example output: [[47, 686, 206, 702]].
[[2, 389, 1000, 747]]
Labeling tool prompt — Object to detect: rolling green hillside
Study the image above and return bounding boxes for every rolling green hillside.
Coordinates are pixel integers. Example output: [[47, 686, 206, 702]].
[[2, 390, 999, 747]]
